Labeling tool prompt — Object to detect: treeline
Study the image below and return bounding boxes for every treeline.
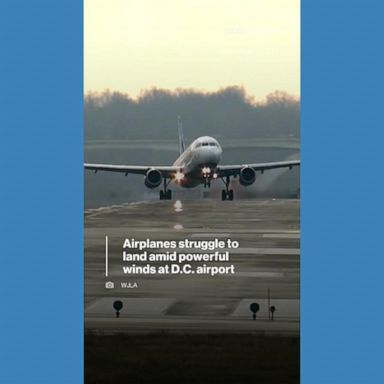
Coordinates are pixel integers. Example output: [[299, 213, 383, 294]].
[[84, 87, 300, 141]]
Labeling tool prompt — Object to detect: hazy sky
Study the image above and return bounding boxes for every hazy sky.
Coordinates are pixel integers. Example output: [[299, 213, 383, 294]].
[[84, 0, 300, 100]]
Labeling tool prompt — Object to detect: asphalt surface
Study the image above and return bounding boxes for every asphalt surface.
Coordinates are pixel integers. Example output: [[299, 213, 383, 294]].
[[85, 199, 300, 334]]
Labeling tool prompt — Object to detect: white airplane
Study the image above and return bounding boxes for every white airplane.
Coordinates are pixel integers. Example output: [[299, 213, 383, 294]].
[[85, 117, 300, 201]]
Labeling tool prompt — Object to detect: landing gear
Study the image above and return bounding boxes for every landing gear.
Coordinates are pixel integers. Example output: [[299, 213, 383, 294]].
[[204, 179, 211, 188], [159, 178, 172, 200], [160, 190, 172, 200], [221, 189, 234, 201], [221, 176, 234, 201]]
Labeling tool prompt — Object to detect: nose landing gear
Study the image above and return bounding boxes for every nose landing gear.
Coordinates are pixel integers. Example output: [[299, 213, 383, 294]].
[[221, 176, 234, 201], [203, 179, 211, 188]]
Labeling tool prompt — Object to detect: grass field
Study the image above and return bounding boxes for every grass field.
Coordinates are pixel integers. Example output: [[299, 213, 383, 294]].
[[85, 333, 299, 384]]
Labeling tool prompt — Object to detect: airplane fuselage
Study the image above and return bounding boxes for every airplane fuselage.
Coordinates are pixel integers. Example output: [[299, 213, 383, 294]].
[[172, 136, 222, 188]]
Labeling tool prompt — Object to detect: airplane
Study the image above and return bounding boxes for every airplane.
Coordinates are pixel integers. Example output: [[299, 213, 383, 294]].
[[85, 116, 300, 201]]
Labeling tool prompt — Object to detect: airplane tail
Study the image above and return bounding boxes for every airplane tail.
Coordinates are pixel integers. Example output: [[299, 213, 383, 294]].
[[177, 115, 185, 155]]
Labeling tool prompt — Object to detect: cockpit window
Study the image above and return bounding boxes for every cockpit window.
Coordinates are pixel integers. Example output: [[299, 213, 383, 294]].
[[195, 141, 218, 148]]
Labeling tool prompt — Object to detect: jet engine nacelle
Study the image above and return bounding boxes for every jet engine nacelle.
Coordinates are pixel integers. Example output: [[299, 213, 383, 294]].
[[144, 168, 162, 188], [239, 167, 256, 186]]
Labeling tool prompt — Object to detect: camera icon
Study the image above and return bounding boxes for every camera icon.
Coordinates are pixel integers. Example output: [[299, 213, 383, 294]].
[[105, 281, 114, 289]]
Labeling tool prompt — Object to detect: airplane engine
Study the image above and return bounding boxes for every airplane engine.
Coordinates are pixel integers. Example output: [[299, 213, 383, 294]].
[[144, 168, 162, 188], [239, 167, 256, 186]]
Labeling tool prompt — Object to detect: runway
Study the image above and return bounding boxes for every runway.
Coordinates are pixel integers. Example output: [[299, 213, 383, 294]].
[[85, 199, 300, 334]]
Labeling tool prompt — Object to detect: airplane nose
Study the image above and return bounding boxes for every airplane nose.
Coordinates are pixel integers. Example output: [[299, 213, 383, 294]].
[[197, 147, 221, 163]]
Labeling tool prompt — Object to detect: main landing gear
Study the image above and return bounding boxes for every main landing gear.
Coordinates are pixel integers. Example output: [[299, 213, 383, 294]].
[[221, 176, 234, 201], [159, 178, 172, 200]]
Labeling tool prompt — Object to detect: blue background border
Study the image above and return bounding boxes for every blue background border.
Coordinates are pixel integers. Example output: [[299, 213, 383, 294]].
[[302, 0, 384, 383], [1, 0, 384, 383], [0, 1, 83, 383]]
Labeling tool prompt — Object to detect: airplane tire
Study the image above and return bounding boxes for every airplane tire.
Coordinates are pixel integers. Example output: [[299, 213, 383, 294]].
[[166, 190, 172, 200], [221, 190, 227, 201], [229, 190, 234, 200], [159, 190, 164, 200]]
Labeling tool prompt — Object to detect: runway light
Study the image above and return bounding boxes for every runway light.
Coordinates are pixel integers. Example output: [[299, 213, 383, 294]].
[[213, 173, 218, 179], [174, 171, 184, 182]]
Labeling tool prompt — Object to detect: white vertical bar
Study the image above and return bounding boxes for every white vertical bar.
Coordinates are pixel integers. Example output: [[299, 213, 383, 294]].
[[105, 235, 109, 277]]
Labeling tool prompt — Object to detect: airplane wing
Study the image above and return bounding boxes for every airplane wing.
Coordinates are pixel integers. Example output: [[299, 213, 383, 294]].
[[217, 160, 300, 177], [84, 163, 180, 178]]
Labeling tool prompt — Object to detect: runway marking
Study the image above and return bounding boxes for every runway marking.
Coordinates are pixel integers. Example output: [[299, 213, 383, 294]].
[[190, 233, 230, 238], [87, 228, 300, 235], [147, 247, 299, 255], [85, 201, 155, 218], [262, 233, 300, 239], [235, 271, 285, 278], [235, 248, 300, 255]]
